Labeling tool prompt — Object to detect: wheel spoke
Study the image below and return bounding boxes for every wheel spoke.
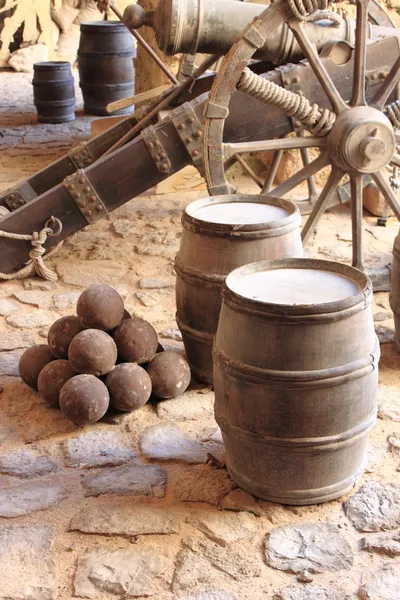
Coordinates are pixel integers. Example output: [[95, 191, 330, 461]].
[[289, 19, 348, 114], [301, 168, 344, 245], [270, 152, 330, 198], [372, 55, 400, 110], [351, 0, 369, 107], [261, 149, 283, 194], [371, 169, 400, 220], [223, 137, 326, 160], [298, 129, 318, 202], [350, 174, 364, 270], [232, 154, 263, 188]]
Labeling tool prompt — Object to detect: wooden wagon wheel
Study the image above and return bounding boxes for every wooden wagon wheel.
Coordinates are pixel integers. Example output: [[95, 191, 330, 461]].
[[203, 0, 400, 272]]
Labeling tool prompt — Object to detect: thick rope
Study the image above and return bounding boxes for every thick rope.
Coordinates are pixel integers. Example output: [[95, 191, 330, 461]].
[[237, 67, 336, 136], [0, 218, 63, 282], [385, 99, 400, 130], [287, 0, 342, 26]]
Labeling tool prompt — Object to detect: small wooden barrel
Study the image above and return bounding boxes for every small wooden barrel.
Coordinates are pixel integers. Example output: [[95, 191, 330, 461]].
[[214, 259, 379, 505], [390, 230, 400, 351], [175, 195, 303, 383], [78, 21, 136, 116], [33, 62, 75, 124]]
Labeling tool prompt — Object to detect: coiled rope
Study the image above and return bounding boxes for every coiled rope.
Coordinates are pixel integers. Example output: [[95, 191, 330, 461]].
[[385, 99, 400, 130], [287, 0, 342, 26], [237, 67, 336, 136], [0, 217, 63, 282]]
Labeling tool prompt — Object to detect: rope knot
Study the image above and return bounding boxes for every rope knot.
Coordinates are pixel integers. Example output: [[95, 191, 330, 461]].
[[0, 217, 63, 282]]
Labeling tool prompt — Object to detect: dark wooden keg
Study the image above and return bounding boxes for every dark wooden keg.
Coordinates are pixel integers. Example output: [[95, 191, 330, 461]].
[[390, 230, 400, 351], [214, 258, 379, 505], [33, 62, 75, 123], [175, 195, 303, 384], [78, 21, 136, 116]]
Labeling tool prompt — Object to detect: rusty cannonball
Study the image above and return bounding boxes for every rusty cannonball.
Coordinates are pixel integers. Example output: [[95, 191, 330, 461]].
[[48, 315, 85, 359], [19, 344, 55, 390], [146, 351, 191, 399], [59, 374, 110, 425], [38, 359, 76, 408], [68, 329, 117, 376], [106, 363, 152, 412], [113, 317, 158, 364], [77, 284, 125, 331]]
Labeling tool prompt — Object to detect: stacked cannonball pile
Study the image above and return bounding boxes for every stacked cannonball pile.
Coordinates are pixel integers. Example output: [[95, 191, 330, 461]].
[[18, 285, 191, 425]]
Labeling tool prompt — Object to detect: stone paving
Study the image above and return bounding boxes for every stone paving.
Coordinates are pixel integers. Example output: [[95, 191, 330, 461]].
[[0, 71, 398, 599]]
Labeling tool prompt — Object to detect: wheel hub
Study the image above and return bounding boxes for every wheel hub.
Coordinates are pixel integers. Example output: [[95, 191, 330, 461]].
[[328, 106, 395, 174]]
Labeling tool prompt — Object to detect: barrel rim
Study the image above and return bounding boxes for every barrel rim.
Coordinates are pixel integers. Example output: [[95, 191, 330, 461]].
[[183, 194, 301, 234], [33, 61, 72, 69], [80, 20, 131, 31], [224, 258, 371, 315]]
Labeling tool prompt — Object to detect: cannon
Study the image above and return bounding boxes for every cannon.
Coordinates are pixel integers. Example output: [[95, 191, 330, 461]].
[[0, 0, 399, 289]]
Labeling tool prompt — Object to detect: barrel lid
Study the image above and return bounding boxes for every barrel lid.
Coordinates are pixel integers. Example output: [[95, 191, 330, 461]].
[[184, 195, 300, 232], [34, 61, 71, 69], [225, 259, 371, 314]]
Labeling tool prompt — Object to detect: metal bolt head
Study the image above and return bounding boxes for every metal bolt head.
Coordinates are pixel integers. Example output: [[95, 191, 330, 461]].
[[178, 122, 186, 130], [192, 150, 200, 157], [371, 73, 378, 81], [11, 202, 17, 210], [79, 202, 86, 208], [160, 162, 169, 172], [187, 116, 195, 124], [293, 77, 299, 84], [159, 152, 166, 159], [283, 78, 290, 85], [360, 135, 385, 161], [193, 130, 202, 138], [67, 183, 75, 191], [186, 137, 193, 144], [86, 210, 93, 217], [89, 195, 97, 203], [148, 141, 154, 148], [73, 154, 79, 161], [84, 186, 91, 194], [9, 193, 15, 201], [96, 204, 103, 211]]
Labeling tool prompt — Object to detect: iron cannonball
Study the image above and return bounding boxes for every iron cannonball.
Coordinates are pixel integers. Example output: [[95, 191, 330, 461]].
[[19, 344, 55, 390], [68, 329, 117, 376], [113, 317, 158, 364], [48, 315, 85, 359], [60, 374, 110, 425], [146, 351, 191, 399], [77, 284, 125, 331], [106, 363, 152, 412], [38, 359, 76, 408]]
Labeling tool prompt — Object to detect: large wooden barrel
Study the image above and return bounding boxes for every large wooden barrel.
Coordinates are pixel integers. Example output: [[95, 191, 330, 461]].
[[78, 21, 136, 116], [390, 230, 400, 351], [214, 259, 379, 505], [33, 62, 75, 124], [175, 195, 303, 383]]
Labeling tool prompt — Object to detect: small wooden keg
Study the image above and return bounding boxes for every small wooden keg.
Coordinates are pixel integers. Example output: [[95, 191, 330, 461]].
[[390, 230, 400, 351], [78, 21, 136, 116], [175, 195, 303, 383], [33, 62, 75, 123], [214, 259, 379, 505]]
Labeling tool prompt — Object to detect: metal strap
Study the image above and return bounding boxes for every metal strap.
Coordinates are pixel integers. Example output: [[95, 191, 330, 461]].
[[242, 24, 266, 49], [4, 181, 37, 211], [204, 101, 230, 119], [63, 170, 108, 224], [141, 125, 171, 174], [68, 143, 94, 169], [171, 103, 204, 172]]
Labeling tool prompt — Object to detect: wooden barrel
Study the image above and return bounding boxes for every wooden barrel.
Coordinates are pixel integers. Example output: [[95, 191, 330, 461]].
[[33, 62, 75, 124], [390, 230, 400, 351], [175, 195, 303, 383], [78, 21, 136, 116], [214, 259, 379, 505]]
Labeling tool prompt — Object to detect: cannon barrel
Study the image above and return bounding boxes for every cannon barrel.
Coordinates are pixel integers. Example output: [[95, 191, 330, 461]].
[[122, 0, 397, 64]]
